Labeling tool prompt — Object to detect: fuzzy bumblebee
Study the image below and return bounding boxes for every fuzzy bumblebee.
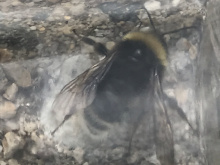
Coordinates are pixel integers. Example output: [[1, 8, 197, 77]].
[[51, 31, 167, 134], [50, 29, 197, 164]]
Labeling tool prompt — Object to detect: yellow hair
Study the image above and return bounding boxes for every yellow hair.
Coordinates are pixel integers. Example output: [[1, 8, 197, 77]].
[[123, 32, 167, 66]]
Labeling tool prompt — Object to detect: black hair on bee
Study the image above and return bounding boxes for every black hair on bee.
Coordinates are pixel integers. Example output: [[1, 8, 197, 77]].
[[50, 6, 196, 164]]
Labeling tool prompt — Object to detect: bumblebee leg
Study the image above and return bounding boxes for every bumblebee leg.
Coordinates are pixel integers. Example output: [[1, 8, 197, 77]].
[[153, 69, 175, 165], [51, 114, 72, 135], [163, 93, 199, 136], [153, 89, 175, 165]]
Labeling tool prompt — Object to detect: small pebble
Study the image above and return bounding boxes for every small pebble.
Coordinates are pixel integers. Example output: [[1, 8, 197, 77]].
[[2, 132, 25, 159], [3, 83, 18, 101], [176, 38, 190, 51], [8, 159, 20, 165], [64, 16, 71, 20], [144, 0, 161, 11], [0, 49, 12, 63], [1, 63, 32, 88], [30, 26, 37, 31], [0, 101, 17, 119], [106, 41, 115, 50], [39, 27, 46, 32], [0, 161, 7, 165], [24, 122, 37, 133], [73, 147, 84, 164]]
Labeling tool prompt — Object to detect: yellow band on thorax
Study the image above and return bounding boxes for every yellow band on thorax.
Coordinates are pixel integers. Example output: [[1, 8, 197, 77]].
[[123, 32, 167, 66]]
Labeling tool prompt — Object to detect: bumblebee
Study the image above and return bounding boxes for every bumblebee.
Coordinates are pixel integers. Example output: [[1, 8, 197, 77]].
[[51, 31, 166, 133], [49, 17, 196, 165], [50, 30, 171, 159]]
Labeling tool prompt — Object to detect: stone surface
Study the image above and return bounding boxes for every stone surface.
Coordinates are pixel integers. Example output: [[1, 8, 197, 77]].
[[172, 0, 181, 7], [0, 67, 8, 92], [144, 0, 161, 11], [1, 63, 32, 88], [11, 0, 23, 7], [69, 3, 85, 16], [48, 0, 60, 3], [24, 122, 37, 133], [73, 147, 84, 164], [2, 132, 25, 159], [176, 38, 190, 51], [0, 161, 7, 165], [0, 0, 205, 164], [30, 26, 37, 31], [0, 49, 12, 63], [105, 41, 115, 50], [189, 44, 198, 60], [4, 120, 20, 131], [0, 101, 17, 119], [0, 145, 2, 153], [8, 159, 20, 165], [3, 83, 18, 101], [109, 147, 125, 160]]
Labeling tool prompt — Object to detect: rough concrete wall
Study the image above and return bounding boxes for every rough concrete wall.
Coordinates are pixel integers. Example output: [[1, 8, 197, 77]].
[[0, 0, 207, 165]]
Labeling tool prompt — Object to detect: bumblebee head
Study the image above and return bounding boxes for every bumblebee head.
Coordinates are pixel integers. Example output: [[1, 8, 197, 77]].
[[122, 31, 167, 67]]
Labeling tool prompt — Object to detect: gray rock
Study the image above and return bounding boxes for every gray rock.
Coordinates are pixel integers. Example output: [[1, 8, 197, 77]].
[[73, 147, 84, 164], [8, 159, 20, 165], [0, 161, 7, 165], [189, 44, 198, 60], [140, 160, 151, 165], [147, 154, 161, 165], [4, 120, 20, 131], [34, 0, 43, 2], [24, 122, 37, 133], [3, 83, 18, 101], [52, 6, 67, 16], [0, 66, 8, 92], [172, 0, 181, 7], [0, 145, 2, 153], [0, 101, 17, 119], [30, 26, 37, 31], [105, 41, 115, 50], [2, 132, 25, 159], [144, 0, 161, 11], [170, 51, 190, 72], [69, 3, 85, 16], [30, 132, 46, 154], [127, 152, 139, 164], [0, 48, 12, 63], [109, 147, 125, 160], [48, 0, 60, 4], [176, 38, 190, 51], [2, 63, 32, 88], [11, 0, 23, 7]]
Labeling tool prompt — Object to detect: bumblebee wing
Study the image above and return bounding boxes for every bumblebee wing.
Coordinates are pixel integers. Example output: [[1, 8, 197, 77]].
[[163, 94, 198, 136], [51, 55, 115, 134], [153, 70, 175, 165]]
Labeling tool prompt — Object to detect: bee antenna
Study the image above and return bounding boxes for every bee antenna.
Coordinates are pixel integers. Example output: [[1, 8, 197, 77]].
[[72, 29, 108, 57], [144, 7, 157, 33]]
